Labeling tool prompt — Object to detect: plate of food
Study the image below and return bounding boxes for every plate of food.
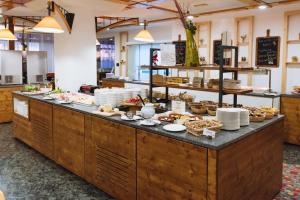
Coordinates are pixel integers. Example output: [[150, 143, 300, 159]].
[[163, 124, 186, 132], [185, 119, 223, 137]]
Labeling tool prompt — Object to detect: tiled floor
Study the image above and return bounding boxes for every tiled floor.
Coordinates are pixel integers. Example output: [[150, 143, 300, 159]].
[[1, 123, 300, 200]]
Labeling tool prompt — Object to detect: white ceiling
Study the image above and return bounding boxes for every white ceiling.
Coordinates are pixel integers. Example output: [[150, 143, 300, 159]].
[[4, 0, 294, 20]]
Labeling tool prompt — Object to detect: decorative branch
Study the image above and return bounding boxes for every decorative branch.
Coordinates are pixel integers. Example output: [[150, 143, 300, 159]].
[[172, 0, 187, 29]]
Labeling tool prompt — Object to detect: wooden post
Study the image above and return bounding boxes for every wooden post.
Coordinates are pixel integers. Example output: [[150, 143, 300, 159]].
[[8, 17, 15, 50]]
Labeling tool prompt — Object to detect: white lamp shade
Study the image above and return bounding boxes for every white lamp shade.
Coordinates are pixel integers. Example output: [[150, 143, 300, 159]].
[[33, 16, 64, 33], [0, 29, 17, 41], [134, 29, 154, 42]]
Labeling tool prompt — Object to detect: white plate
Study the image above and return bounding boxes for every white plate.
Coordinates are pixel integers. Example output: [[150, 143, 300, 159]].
[[57, 100, 73, 104], [121, 115, 135, 121], [43, 96, 55, 100], [92, 110, 115, 117], [140, 119, 161, 126], [163, 124, 186, 132]]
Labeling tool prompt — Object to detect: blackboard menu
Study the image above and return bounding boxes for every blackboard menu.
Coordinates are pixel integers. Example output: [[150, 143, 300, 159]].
[[213, 40, 231, 65], [213, 40, 222, 65], [173, 41, 186, 65], [256, 36, 280, 67]]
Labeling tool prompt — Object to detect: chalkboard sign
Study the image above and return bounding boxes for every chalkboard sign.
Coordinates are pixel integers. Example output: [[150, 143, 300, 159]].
[[256, 36, 280, 67], [173, 41, 186, 65], [213, 40, 231, 65]]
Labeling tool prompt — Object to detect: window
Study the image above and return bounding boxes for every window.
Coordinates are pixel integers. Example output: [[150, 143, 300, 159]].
[[128, 43, 164, 81], [97, 37, 115, 72], [0, 32, 54, 72]]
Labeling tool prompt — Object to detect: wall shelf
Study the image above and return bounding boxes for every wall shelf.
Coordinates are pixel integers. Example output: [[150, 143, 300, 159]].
[[150, 65, 254, 72], [152, 83, 253, 95], [287, 40, 300, 44], [149, 46, 253, 107], [286, 62, 300, 67]]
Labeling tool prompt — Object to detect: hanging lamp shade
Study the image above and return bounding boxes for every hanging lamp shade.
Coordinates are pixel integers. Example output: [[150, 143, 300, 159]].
[[0, 29, 17, 41], [33, 16, 64, 33], [134, 29, 154, 42]]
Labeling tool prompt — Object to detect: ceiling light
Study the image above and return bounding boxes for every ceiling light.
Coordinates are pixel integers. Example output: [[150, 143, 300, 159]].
[[139, 22, 145, 26], [0, 29, 17, 41], [186, 11, 194, 20], [134, 20, 154, 42], [33, 1, 64, 33], [258, 4, 268, 10], [33, 16, 64, 33]]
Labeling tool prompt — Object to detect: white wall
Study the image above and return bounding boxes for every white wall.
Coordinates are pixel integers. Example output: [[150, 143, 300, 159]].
[[103, 3, 300, 94], [54, 7, 97, 92]]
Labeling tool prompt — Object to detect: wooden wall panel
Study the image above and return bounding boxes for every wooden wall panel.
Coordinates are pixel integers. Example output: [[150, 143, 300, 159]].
[[0, 86, 23, 123], [85, 116, 136, 200], [137, 130, 207, 200], [217, 119, 283, 200], [53, 106, 85, 177], [30, 100, 53, 159], [281, 96, 300, 145], [102, 79, 125, 88]]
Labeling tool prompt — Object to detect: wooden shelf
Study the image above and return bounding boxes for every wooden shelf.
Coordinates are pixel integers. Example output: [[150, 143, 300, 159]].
[[287, 40, 300, 44], [237, 42, 249, 46], [150, 65, 254, 72], [286, 62, 300, 67], [152, 83, 253, 95], [199, 45, 207, 48]]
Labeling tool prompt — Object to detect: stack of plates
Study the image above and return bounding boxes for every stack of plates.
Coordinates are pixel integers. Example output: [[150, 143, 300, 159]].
[[216, 108, 240, 131], [240, 108, 250, 126], [140, 88, 148, 99]]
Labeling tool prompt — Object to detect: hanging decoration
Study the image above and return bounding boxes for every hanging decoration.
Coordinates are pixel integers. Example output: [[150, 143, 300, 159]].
[[173, 0, 199, 67]]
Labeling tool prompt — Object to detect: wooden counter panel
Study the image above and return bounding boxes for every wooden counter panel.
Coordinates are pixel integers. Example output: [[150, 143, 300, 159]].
[[85, 116, 136, 200], [53, 106, 85, 177], [137, 130, 207, 200], [0, 86, 23, 123], [216, 120, 283, 200], [13, 114, 32, 146], [102, 79, 125, 88], [281, 96, 300, 145], [30, 100, 53, 159]]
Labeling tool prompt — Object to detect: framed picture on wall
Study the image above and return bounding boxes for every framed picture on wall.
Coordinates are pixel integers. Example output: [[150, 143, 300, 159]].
[[256, 36, 281, 67]]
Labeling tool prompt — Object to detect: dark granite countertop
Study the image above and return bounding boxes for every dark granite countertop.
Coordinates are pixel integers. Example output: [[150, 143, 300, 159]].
[[13, 91, 284, 150]]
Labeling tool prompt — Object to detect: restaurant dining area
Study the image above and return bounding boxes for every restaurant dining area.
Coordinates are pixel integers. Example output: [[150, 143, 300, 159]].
[[1, 0, 300, 200]]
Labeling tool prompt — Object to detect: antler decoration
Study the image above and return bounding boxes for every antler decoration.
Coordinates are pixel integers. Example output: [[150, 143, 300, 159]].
[[173, 0, 187, 29]]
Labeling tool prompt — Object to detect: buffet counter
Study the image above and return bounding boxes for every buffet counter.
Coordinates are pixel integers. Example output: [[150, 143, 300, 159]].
[[281, 93, 300, 145], [0, 84, 23, 123], [12, 92, 284, 200]]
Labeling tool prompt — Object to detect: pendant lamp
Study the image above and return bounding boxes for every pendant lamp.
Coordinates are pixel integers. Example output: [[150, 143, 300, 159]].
[[0, 29, 17, 41], [33, 1, 64, 33], [134, 20, 154, 42], [0, 18, 17, 41]]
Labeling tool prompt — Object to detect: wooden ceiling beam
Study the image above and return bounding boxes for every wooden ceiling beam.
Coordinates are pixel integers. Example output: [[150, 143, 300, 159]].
[[97, 17, 139, 33]]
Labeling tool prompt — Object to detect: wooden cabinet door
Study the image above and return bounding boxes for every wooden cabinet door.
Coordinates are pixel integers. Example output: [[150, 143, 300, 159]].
[[13, 114, 32, 146], [12, 95, 32, 146], [85, 116, 136, 200], [137, 130, 208, 200], [53, 106, 85, 177], [281, 97, 300, 145], [30, 100, 53, 159], [0, 86, 23, 123]]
